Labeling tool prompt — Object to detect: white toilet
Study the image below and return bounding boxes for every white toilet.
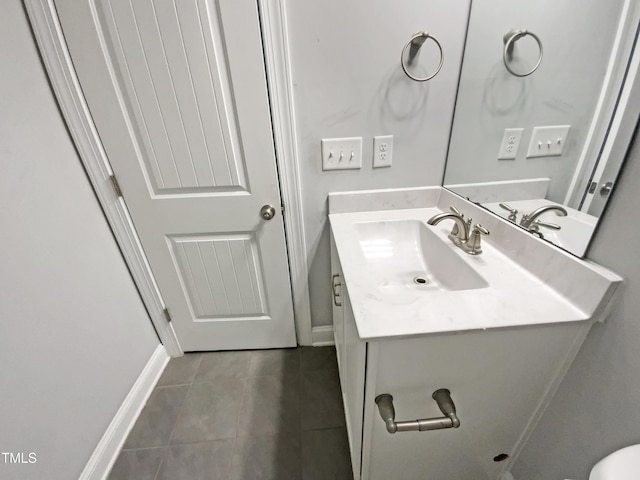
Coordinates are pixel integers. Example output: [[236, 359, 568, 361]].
[[589, 444, 640, 479]]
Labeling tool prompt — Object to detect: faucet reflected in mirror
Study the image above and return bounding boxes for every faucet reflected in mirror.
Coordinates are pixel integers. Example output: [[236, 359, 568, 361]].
[[442, 0, 640, 257], [519, 205, 567, 232]]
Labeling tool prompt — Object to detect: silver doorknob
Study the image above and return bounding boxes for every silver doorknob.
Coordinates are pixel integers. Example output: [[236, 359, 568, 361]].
[[600, 182, 613, 197], [260, 205, 276, 220]]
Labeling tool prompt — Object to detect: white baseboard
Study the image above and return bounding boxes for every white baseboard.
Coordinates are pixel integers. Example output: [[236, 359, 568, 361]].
[[79, 345, 169, 480], [311, 325, 335, 346]]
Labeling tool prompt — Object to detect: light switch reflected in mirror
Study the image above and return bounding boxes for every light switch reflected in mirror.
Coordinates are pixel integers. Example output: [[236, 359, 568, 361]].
[[443, 0, 640, 256]]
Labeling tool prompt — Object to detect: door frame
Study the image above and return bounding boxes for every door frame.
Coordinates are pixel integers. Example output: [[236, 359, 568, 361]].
[[257, 0, 313, 346], [563, 0, 640, 207], [579, 22, 640, 214], [25, 0, 313, 354]]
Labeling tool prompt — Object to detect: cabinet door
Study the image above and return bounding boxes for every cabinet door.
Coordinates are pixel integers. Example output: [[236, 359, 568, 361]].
[[331, 229, 366, 479], [330, 233, 345, 376], [363, 323, 588, 480], [343, 292, 366, 480]]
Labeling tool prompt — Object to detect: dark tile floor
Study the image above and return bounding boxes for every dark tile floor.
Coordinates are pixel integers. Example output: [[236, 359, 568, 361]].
[[108, 346, 352, 480]]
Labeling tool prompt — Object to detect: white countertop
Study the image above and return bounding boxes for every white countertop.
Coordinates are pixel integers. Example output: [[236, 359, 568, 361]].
[[328, 187, 621, 341]]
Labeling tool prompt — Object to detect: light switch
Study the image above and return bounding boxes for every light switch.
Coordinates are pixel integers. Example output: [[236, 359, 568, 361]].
[[498, 128, 524, 160], [526, 125, 571, 158], [321, 137, 362, 170]]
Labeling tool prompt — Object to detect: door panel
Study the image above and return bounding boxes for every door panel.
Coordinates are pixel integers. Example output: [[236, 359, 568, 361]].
[[169, 234, 268, 319], [97, 0, 246, 195], [55, 0, 296, 350]]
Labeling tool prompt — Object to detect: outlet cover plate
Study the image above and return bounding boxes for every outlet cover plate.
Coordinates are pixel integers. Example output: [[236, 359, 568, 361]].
[[373, 135, 393, 168], [321, 137, 362, 170], [498, 128, 524, 160], [526, 125, 571, 158]]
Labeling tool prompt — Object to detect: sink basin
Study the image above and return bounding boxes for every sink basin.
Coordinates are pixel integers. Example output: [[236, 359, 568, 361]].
[[356, 220, 488, 292], [328, 188, 621, 340]]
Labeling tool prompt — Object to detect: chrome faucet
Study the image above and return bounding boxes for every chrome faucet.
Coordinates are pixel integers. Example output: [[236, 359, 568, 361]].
[[519, 205, 567, 230], [427, 207, 489, 255], [427, 209, 470, 243]]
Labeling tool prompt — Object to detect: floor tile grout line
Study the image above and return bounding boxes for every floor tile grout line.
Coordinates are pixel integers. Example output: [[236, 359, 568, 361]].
[[151, 446, 169, 480], [224, 435, 240, 480], [223, 376, 249, 480], [155, 353, 203, 388], [189, 376, 250, 386], [191, 351, 256, 384], [122, 383, 192, 451], [301, 425, 347, 432], [190, 353, 204, 386], [187, 369, 303, 386], [153, 431, 304, 449], [163, 381, 192, 449], [233, 376, 249, 439], [155, 382, 192, 388], [119, 446, 169, 452], [159, 436, 238, 448]]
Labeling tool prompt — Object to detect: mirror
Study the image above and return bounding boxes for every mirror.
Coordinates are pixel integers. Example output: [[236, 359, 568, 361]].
[[443, 0, 640, 256]]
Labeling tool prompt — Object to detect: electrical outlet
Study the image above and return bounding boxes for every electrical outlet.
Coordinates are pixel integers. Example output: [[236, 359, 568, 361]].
[[321, 137, 362, 170], [526, 125, 571, 158], [373, 135, 393, 168], [498, 128, 524, 160]]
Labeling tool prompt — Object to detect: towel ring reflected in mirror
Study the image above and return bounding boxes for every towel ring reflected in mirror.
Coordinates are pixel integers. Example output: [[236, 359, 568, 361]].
[[503, 29, 543, 77], [401, 31, 444, 82]]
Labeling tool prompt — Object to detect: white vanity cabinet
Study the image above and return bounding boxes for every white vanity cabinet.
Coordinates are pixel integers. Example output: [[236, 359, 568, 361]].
[[331, 235, 367, 480], [330, 233, 592, 480], [360, 325, 592, 480], [327, 187, 620, 480]]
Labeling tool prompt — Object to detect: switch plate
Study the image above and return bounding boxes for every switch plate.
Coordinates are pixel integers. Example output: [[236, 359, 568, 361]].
[[321, 137, 362, 170], [526, 125, 571, 158], [373, 135, 393, 168], [498, 128, 524, 160]]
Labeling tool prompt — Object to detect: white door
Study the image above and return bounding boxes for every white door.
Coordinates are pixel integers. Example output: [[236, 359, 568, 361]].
[[54, 0, 296, 351]]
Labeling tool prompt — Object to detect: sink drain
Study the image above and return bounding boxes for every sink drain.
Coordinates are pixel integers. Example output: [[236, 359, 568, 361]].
[[413, 276, 429, 285]]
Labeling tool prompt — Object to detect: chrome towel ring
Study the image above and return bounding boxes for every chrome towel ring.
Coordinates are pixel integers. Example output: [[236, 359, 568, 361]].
[[401, 31, 444, 82], [503, 29, 543, 77]]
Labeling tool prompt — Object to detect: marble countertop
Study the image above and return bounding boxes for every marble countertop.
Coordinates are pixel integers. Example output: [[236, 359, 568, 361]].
[[328, 187, 621, 341]]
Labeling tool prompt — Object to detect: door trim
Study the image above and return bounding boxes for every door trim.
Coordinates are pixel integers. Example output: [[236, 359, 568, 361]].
[[563, 0, 640, 207], [26, 0, 314, 348], [258, 0, 313, 345], [25, 0, 183, 356], [579, 17, 640, 214]]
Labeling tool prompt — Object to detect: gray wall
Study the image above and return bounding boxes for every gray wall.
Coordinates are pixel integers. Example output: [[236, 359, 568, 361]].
[[512, 126, 640, 479], [0, 2, 160, 479], [286, 0, 471, 327], [444, 0, 624, 204]]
